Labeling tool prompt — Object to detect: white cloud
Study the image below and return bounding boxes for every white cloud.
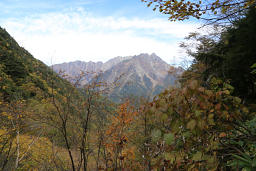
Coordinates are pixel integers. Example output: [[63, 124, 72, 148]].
[[0, 8, 200, 65]]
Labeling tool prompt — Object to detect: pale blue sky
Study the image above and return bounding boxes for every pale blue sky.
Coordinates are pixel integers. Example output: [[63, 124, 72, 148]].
[[1, 0, 162, 18], [0, 0, 199, 65]]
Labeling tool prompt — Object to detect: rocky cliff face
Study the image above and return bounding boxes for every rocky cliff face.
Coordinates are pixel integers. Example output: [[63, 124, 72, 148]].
[[52, 53, 183, 102]]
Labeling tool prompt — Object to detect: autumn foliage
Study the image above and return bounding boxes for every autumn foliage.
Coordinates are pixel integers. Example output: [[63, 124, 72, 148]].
[[1, 1, 256, 171], [140, 78, 248, 170], [142, 0, 256, 23], [105, 102, 138, 170]]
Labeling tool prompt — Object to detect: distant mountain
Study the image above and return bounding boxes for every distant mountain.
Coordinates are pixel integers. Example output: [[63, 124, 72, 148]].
[[52, 61, 104, 85], [101, 56, 133, 71], [52, 53, 183, 102]]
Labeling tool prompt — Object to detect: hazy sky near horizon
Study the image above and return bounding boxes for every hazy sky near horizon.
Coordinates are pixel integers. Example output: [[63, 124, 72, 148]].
[[0, 0, 200, 65]]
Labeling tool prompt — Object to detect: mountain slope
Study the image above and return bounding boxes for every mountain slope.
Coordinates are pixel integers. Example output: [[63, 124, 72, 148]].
[[52, 53, 182, 102], [0, 27, 85, 169], [0, 27, 71, 101], [52, 60, 104, 85], [101, 53, 178, 101], [102, 56, 133, 71]]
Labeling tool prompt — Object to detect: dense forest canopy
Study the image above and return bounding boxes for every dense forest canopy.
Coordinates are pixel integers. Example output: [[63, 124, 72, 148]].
[[0, 0, 256, 170]]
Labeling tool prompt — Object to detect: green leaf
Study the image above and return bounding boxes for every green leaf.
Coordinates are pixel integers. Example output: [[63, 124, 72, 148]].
[[161, 114, 168, 121], [242, 167, 251, 171], [164, 153, 175, 163], [208, 114, 215, 125], [171, 120, 181, 133], [234, 97, 242, 104], [241, 153, 252, 161], [151, 129, 161, 142], [167, 107, 173, 115], [252, 157, 256, 167], [237, 141, 244, 146], [186, 119, 196, 130], [164, 133, 175, 145], [251, 63, 256, 68], [192, 151, 202, 161], [232, 154, 251, 165], [195, 110, 201, 117], [183, 132, 191, 138]]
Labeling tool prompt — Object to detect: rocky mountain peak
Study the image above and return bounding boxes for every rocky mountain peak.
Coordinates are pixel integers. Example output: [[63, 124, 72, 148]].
[[52, 53, 182, 102]]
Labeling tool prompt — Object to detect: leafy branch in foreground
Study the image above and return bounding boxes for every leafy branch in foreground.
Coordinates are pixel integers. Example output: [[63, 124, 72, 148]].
[[142, 0, 256, 24]]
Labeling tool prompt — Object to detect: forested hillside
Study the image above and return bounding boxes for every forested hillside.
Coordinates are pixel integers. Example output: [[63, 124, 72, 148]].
[[0, 1, 256, 171], [0, 27, 72, 102], [0, 26, 82, 169]]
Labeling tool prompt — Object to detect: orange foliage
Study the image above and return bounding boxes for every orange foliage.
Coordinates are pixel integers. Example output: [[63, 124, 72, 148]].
[[104, 101, 137, 170]]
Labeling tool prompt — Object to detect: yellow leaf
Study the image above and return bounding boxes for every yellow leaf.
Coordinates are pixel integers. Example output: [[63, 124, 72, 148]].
[[219, 132, 226, 138]]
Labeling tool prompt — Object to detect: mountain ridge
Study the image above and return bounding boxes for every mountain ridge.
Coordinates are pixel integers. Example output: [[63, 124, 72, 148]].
[[52, 53, 183, 102]]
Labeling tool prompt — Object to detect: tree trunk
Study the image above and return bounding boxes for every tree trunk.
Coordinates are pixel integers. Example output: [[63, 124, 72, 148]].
[[15, 129, 20, 169]]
